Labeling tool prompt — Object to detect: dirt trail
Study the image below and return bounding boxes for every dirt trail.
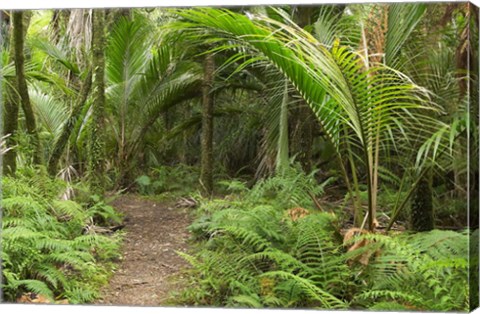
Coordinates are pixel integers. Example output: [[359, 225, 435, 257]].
[[95, 195, 191, 306]]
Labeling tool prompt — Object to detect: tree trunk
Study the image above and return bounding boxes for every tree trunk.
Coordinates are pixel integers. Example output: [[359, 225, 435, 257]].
[[293, 6, 313, 28], [48, 70, 92, 176], [106, 8, 132, 30], [410, 170, 434, 232], [291, 101, 314, 173], [2, 97, 19, 176], [89, 9, 106, 194], [2, 14, 18, 176], [276, 79, 289, 173], [13, 11, 41, 165], [178, 104, 190, 164], [200, 54, 215, 196]]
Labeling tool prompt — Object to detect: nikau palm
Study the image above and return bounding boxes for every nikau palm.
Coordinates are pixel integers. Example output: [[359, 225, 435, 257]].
[[171, 8, 448, 229], [104, 17, 202, 185]]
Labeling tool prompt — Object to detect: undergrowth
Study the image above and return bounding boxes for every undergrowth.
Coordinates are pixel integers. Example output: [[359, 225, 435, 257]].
[[170, 166, 469, 311], [172, 166, 351, 309], [134, 164, 200, 197], [348, 230, 469, 311], [1, 167, 123, 304]]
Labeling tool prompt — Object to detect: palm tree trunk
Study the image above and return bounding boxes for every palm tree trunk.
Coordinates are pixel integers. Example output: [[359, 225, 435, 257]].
[[179, 104, 190, 164], [48, 70, 92, 176], [411, 170, 434, 232], [291, 101, 315, 173], [106, 8, 131, 30], [200, 54, 215, 195], [13, 11, 41, 165], [276, 79, 289, 173], [89, 9, 106, 194]]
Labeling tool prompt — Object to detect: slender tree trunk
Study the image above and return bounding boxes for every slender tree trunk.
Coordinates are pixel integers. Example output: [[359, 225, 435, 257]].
[[2, 99, 18, 176], [276, 79, 289, 173], [106, 8, 131, 30], [48, 70, 92, 175], [411, 170, 434, 232], [49, 10, 61, 43], [3, 14, 18, 176], [89, 9, 106, 194], [179, 104, 190, 164], [291, 101, 314, 173], [13, 11, 41, 165], [200, 54, 215, 195], [49, 9, 71, 44], [293, 6, 313, 28]]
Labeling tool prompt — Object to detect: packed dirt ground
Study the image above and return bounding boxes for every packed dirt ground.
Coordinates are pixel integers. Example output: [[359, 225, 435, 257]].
[[95, 195, 191, 306]]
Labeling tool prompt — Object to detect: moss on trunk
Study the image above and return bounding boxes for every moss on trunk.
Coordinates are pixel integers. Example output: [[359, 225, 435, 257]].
[[89, 9, 106, 194], [200, 54, 215, 196], [13, 11, 41, 165], [3, 15, 19, 176]]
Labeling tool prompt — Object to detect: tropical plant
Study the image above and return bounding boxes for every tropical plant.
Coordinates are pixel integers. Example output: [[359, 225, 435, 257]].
[[169, 7, 451, 230], [103, 16, 202, 186]]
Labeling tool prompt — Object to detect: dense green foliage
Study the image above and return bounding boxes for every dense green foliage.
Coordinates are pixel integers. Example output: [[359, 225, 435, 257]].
[[351, 230, 469, 311], [134, 165, 200, 196], [1, 167, 122, 303], [174, 167, 349, 308], [171, 167, 469, 311]]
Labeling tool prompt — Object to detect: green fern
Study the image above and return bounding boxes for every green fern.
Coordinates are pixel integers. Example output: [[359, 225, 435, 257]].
[[261, 271, 347, 309], [348, 230, 469, 311], [12, 280, 55, 300], [247, 164, 335, 209], [175, 169, 350, 309], [1, 167, 122, 303]]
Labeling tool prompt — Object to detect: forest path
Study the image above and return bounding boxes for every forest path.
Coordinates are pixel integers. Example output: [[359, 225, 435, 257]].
[[95, 195, 191, 306]]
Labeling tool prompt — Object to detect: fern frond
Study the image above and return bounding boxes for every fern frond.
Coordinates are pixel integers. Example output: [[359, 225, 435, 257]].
[[241, 249, 308, 273], [262, 271, 347, 309], [36, 264, 68, 290], [355, 289, 426, 309], [2, 226, 44, 241], [228, 294, 263, 308], [13, 279, 55, 300], [44, 251, 95, 270], [208, 225, 271, 252], [65, 285, 98, 304]]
